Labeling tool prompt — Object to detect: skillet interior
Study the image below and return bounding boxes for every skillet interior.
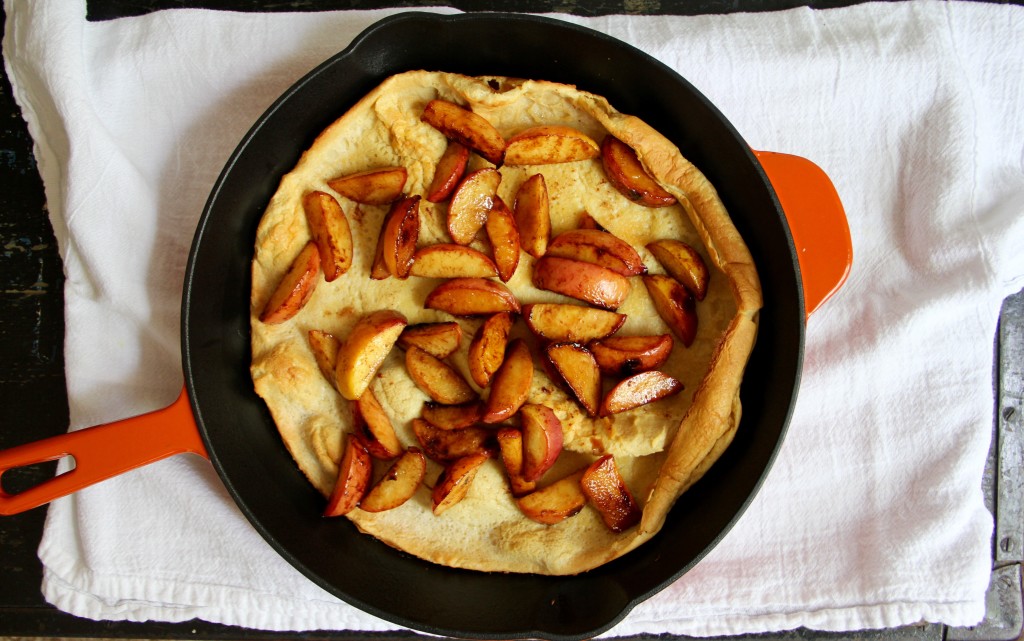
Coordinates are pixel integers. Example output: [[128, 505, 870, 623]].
[[181, 11, 804, 641]]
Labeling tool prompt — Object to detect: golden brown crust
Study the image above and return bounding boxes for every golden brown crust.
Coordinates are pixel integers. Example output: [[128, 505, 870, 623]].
[[249, 71, 762, 575]]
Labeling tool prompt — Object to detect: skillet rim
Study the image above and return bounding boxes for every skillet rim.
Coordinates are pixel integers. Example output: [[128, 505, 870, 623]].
[[181, 10, 805, 640]]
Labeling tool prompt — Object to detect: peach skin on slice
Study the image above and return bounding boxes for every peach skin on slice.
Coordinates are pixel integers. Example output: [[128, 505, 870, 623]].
[[327, 166, 407, 205], [303, 190, 353, 282], [424, 278, 521, 316], [259, 241, 321, 324], [421, 99, 506, 166], [532, 255, 631, 311]]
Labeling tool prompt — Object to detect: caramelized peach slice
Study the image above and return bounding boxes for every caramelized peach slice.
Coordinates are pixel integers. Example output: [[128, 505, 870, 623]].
[[547, 229, 647, 276], [421, 401, 484, 431], [589, 334, 674, 377], [522, 303, 625, 343], [421, 99, 506, 166], [432, 451, 491, 515], [303, 191, 353, 282], [485, 196, 521, 282], [516, 469, 587, 525], [381, 195, 420, 279], [369, 206, 390, 280], [545, 343, 602, 417], [520, 403, 564, 482], [426, 141, 470, 203], [468, 312, 513, 388], [504, 125, 599, 166], [353, 388, 403, 460], [398, 321, 463, 359], [323, 433, 372, 517], [642, 274, 698, 347], [359, 447, 426, 513], [327, 166, 407, 205], [496, 428, 536, 498], [580, 454, 641, 533], [448, 167, 501, 245], [405, 346, 477, 405], [307, 329, 340, 389], [532, 256, 631, 311], [599, 370, 683, 417], [334, 310, 407, 400], [259, 241, 320, 324], [601, 135, 677, 208], [409, 244, 498, 279], [424, 278, 521, 316], [646, 239, 710, 301], [482, 338, 534, 424], [411, 418, 494, 462], [513, 173, 550, 258]]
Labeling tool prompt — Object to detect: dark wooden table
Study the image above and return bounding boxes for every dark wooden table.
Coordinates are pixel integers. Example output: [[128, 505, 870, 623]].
[[1, 1, 1021, 639]]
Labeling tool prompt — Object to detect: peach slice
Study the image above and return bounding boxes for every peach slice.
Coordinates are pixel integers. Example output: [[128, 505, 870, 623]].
[[307, 329, 340, 389], [482, 338, 534, 424], [600, 135, 677, 208], [645, 239, 710, 301], [516, 469, 587, 525], [421, 401, 484, 431], [495, 428, 536, 498], [398, 321, 463, 359], [432, 451, 491, 516], [532, 256, 631, 311], [369, 206, 390, 280], [599, 370, 683, 417], [405, 345, 477, 405], [642, 274, 698, 347], [426, 141, 470, 203], [448, 167, 501, 245], [520, 403, 564, 482], [327, 166, 407, 205], [409, 244, 498, 279], [545, 343, 602, 417], [323, 433, 372, 517], [485, 196, 521, 282], [421, 99, 506, 166], [334, 309, 407, 401], [259, 241, 320, 324], [580, 454, 642, 533], [303, 190, 353, 282], [521, 303, 625, 344], [353, 388, 403, 460], [504, 125, 600, 166], [589, 334, 674, 377], [467, 312, 513, 388], [381, 195, 421, 279], [513, 173, 551, 258], [424, 277, 521, 316], [359, 447, 426, 513], [547, 229, 647, 276], [411, 418, 494, 462]]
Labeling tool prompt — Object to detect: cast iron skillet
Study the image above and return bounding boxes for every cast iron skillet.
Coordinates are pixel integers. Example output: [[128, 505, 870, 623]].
[[0, 11, 851, 641]]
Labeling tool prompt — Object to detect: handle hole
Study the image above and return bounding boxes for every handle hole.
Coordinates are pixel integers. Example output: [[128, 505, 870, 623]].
[[1, 455, 76, 496]]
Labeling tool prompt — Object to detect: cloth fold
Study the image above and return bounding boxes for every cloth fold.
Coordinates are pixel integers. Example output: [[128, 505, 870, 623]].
[[3, 0, 1023, 636]]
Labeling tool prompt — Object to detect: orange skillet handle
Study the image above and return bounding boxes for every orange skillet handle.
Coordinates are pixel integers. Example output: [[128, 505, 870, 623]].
[[0, 385, 207, 515], [753, 150, 852, 319]]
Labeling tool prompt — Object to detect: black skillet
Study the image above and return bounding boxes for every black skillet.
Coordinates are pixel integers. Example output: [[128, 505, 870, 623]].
[[0, 11, 851, 640]]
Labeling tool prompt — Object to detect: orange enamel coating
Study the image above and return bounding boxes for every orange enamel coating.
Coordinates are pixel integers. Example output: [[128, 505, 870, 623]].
[[0, 385, 206, 515], [754, 150, 852, 319]]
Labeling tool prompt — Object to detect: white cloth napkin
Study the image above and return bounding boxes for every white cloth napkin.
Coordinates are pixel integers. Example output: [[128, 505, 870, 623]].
[[4, 0, 1024, 636]]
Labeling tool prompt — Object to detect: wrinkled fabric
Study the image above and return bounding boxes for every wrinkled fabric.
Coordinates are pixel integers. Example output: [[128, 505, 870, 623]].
[[3, 0, 1022, 636]]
